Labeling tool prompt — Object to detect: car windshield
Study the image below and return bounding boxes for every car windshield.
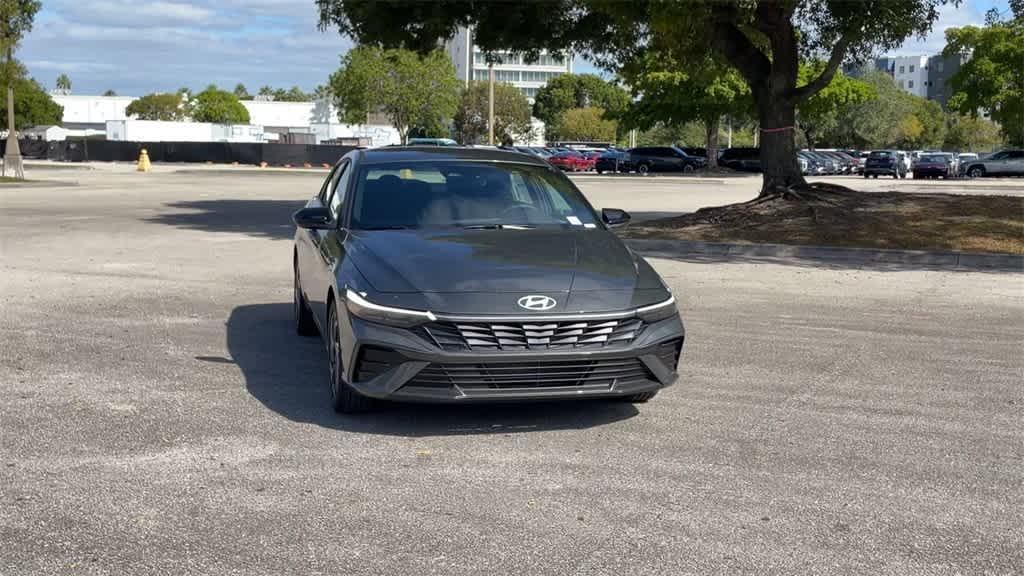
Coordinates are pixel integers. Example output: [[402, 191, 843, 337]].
[[920, 155, 944, 163], [350, 161, 600, 230], [870, 151, 894, 158]]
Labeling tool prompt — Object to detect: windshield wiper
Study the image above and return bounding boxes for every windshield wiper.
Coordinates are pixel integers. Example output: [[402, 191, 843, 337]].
[[461, 224, 535, 230]]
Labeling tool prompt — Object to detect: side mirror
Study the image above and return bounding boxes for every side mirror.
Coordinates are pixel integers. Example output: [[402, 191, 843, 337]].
[[292, 206, 334, 230], [602, 208, 631, 228]]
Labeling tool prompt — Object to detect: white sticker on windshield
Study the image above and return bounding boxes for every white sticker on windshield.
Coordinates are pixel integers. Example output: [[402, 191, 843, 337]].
[[567, 216, 583, 226]]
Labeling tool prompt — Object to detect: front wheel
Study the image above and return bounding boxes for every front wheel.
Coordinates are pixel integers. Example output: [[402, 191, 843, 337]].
[[637, 163, 650, 175], [968, 166, 985, 179], [327, 304, 375, 413], [682, 164, 695, 174]]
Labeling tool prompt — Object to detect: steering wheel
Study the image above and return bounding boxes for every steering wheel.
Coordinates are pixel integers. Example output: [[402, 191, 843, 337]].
[[499, 202, 543, 218]]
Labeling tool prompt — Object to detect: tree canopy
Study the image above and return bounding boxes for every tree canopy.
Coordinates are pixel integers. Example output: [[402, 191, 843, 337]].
[[257, 85, 313, 102], [796, 63, 874, 149], [532, 74, 629, 140], [125, 92, 187, 121], [233, 83, 251, 100], [190, 87, 250, 124], [557, 107, 617, 142], [0, 75, 62, 128], [328, 46, 459, 144], [453, 81, 532, 145], [318, 0, 949, 195], [55, 73, 70, 93], [943, 7, 1024, 146]]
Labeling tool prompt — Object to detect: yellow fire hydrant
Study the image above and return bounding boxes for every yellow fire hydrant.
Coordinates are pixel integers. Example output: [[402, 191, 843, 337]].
[[137, 148, 151, 172]]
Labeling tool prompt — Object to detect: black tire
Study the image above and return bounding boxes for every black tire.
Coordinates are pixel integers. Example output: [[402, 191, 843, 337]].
[[621, 391, 659, 403], [968, 166, 985, 179], [637, 163, 650, 175], [863, 173, 870, 179], [294, 263, 318, 337], [327, 303, 375, 413], [682, 164, 695, 174]]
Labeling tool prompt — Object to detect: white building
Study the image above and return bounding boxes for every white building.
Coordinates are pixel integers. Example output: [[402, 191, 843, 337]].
[[891, 55, 929, 98], [105, 120, 268, 143], [46, 94, 400, 147], [446, 26, 572, 101]]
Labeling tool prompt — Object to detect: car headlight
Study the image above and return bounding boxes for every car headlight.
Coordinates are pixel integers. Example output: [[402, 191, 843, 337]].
[[636, 295, 678, 323], [345, 289, 436, 327]]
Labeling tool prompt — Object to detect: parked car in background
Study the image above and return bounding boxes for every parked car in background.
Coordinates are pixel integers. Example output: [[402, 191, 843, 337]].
[[804, 151, 840, 174], [719, 147, 761, 172], [912, 154, 953, 179], [595, 149, 632, 174], [680, 147, 708, 160], [843, 150, 867, 174], [548, 150, 592, 172], [627, 146, 706, 174], [962, 149, 1024, 178], [798, 151, 827, 175], [864, 150, 907, 178]]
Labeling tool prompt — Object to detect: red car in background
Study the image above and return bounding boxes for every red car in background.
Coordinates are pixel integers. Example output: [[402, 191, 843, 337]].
[[548, 151, 594, 172]]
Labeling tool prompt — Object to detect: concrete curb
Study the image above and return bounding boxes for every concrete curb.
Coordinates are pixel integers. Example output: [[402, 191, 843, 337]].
[[624, 238, 1024, 272]]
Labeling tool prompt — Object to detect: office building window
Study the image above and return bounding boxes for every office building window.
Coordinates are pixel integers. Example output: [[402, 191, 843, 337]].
[[899, 65, 905, 73], [908, 80, 914, 88], [909, 64, 915, 72]]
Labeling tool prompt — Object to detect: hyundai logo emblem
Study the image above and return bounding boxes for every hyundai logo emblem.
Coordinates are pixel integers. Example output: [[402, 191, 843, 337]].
[[517, 295, 557, 311]]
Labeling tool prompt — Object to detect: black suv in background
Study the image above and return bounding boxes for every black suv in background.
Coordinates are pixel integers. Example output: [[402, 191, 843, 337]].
[[627, 146, 706, 174], [864, 150, 907, 178], [719, 147, 761, 172]]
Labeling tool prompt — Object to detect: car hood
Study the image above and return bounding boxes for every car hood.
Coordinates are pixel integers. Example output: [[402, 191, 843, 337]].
[[345, 228, 669, 315]]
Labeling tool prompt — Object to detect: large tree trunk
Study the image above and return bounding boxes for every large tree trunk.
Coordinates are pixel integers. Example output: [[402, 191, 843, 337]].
[[704, 116, 719, 169], [757, 94, 805, 197]]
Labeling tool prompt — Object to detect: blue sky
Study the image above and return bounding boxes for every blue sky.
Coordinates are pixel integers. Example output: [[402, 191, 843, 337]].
[[19, 0, 1007, 96]]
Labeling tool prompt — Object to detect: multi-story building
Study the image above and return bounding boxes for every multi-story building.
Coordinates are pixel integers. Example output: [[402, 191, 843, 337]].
[[846, 53, 970, 108], [926, 53, 968, 107], [445, 26, 572, 101], [891, 55, 929, 98]]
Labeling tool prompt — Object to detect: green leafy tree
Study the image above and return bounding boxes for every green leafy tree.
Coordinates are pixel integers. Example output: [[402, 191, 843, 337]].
[[827, 71, 943, 149], [796, 63, 874, 149], [55, 73, 71, 93], [943, 113, 1004, 151], [453, 81, 533, 145], [618, 53, 751, 166], [557, 107, 617, 142], [532, 74, 630, 140], [328, 46, 459, 144], [191, 87, 250, 124], [102, 89, 117, 97], [233, 83, 251, 100], [318, 0, 948, 197], [943, 8, 1024, 146], [0, 75, 62, 128], [125, 92, 187, 121]]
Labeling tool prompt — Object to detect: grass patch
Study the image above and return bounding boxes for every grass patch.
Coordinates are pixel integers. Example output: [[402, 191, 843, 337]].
[[623, 186, 1024, 255], [0, 176, 28, 183]]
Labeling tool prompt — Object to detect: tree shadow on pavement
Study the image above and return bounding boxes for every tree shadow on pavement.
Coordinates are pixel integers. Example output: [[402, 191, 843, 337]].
[[227, 303, 639, 437], [146, 199, 306, 240]]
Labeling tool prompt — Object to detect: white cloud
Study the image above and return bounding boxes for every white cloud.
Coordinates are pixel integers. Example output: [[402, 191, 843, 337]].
[[19, 0, 347, 95], [889, 3, 985, 56]]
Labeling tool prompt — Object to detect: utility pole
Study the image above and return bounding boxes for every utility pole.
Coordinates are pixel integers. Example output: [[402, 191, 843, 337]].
[[487, 63, 495, 146], [4, 46, 23, 179]]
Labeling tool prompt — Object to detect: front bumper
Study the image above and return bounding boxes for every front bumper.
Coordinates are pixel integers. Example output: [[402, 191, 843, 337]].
[[338, 313, 685, 403]]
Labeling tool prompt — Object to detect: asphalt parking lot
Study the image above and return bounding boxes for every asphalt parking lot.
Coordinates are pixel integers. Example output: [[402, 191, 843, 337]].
[[2, 167, 1022, 575]]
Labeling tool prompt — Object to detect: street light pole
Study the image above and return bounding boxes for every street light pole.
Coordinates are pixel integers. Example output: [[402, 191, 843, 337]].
[[3, 46, 23, 179], [488, 63, 495, 146]]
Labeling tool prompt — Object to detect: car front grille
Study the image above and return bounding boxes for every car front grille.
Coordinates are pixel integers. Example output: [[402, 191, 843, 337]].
[[406, 357, 654, 390], [418, 318, 645, 351]]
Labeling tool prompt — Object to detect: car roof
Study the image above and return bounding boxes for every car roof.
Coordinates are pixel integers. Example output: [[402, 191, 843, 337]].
[[357, 146, 549, 166]]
